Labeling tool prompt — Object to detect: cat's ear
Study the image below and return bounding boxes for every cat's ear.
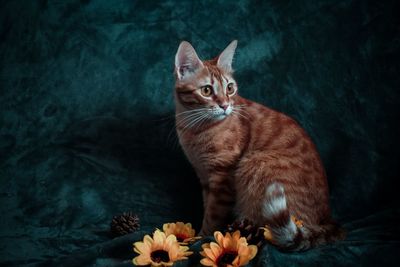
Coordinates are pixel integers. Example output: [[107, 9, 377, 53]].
[[217, 40, 237, 73], [175, 41, 204, 80]]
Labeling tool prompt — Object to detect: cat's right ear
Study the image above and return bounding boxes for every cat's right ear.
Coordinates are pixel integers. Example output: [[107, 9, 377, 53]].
[[175, 41, 204, 80]]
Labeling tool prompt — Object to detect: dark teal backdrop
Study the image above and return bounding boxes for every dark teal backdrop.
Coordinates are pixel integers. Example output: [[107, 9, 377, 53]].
[[0, 0, 399, 266]]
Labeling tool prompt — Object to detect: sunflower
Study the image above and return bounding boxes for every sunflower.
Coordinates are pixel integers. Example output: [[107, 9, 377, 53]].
[[163, 222, 201, 244], [200, 231, 258, 267], [132, 229, 192, 266]]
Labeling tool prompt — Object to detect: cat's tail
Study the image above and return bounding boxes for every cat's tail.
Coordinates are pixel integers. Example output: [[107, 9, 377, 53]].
[[263, 183, 345, 251]]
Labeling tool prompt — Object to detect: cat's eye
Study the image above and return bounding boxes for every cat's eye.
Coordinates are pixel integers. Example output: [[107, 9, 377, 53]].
[[200, 85, 213, 97], [227, 83, 235, 95]]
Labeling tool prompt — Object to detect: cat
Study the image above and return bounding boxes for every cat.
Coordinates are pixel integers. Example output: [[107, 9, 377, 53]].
[[173, 40, 345, 251]]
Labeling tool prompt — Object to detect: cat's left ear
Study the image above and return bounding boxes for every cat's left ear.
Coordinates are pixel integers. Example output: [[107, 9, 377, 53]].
[[217, 40, 237, 73]]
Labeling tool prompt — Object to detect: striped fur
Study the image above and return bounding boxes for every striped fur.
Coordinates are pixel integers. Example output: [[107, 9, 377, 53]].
[[173, 41, 345, 251]]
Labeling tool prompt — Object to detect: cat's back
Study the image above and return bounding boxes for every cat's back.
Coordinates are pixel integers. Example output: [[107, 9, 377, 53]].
[[239, 98, 309, 149], [239, 97, 325, 174]]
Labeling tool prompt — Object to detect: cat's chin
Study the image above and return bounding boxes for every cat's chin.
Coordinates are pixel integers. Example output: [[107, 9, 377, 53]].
[[214, 114, 228, 121]]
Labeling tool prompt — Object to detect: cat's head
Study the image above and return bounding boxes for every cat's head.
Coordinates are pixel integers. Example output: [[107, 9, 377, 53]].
[[174, 40, 240, 121]]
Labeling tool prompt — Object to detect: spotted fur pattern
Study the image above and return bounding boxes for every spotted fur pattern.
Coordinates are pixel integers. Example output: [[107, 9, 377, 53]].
[[173, 41, 345, 251]]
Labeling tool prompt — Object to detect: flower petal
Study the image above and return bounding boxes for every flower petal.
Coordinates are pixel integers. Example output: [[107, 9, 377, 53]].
[[235, 237, 248, 251], [153, 229, 166, 246], [223, 232, 232, 249], [202, 243, 211, 249], [237, 244, 258, 265], [232, 255, 240, 266], [214, 231, 224, 246], [165, 234, 178, 249], [200, 257, 216, 266], [232, 230, 241, 241], [168, 247, 178, 260], [143, 235, 153, 246], [248, 245, 258, 259], [209, 242, 223, 259], [133, 241, 150, 255], [162, 223, 170, 233], [203, 247, 216, 261], [132, 255, 151, 266], [180, 245, 193, 257]]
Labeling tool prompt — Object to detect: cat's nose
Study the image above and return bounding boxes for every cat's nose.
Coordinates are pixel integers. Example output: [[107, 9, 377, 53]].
[[219, 104, 229, 111]]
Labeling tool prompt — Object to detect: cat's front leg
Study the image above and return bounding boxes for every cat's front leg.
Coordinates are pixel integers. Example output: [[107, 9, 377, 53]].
[[199, 175, 235, 235], [201, 185, 209, 210]]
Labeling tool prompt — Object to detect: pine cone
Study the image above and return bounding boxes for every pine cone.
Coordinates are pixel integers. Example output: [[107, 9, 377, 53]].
[[225, 219, 265, 247], [110, 212, 140, 237]]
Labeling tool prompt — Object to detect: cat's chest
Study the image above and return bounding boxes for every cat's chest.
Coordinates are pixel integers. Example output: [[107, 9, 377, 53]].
[[179, 125, 243, 173]]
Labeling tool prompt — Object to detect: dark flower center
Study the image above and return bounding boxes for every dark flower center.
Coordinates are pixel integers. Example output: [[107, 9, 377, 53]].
[[150, 250, 170, 263], [175, 234, 188, 242], [217, 251, 238, 267]]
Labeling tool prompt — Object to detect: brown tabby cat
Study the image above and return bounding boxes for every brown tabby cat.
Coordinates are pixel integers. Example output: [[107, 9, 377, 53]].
[[173, 40, 344, 251]]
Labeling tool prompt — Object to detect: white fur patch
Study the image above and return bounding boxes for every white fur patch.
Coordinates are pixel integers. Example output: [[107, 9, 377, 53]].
[[263, 195, 287, 217], [263, 183, 286, 217], [263, 183, 299, 246], [266, 182, 284, 196], [225, 105, 233, 115]]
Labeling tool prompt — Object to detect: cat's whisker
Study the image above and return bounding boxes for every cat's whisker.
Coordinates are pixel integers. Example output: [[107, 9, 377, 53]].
[[176, 115, 204, 128], [176, 109, 210, 124], [194, 113, 211, 131], [176, 107, 209, 114], [166, 111, 203, 149], [232, 110, 250, 120], [233, 105, 248, 110], [233, 105, 249, 110], [233, 106, 248, 111], [175, 108, 210, 117], [178, 114, 202, 133], [166, 122, 180, 148], [232, 111, 248, 120], [185, 113, 209, 130], [179, 113, 209, 137], [236, 109, 251, 119], [234, 105, 247, 110], [235, 111, 251, 119], [190, 116, 207, 133], [173, 108, 212, 147], [233, 106, 251, 117], [176, 111, 207, 128]]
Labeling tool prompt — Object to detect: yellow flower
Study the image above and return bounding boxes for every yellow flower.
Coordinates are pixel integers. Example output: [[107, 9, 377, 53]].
[[200, 231, 258, 267], [132, 229, 192, 266], [163, 222, 201, 244]]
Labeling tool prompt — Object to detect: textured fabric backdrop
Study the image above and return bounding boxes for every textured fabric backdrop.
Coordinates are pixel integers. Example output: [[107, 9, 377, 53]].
[[0, 0, 399, 266]]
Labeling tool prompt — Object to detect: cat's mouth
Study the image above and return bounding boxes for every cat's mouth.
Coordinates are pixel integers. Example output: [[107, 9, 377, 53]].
[[210, 106, 233, 120], [212, 110, 232, 121], [214, 114, 228, 121]]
